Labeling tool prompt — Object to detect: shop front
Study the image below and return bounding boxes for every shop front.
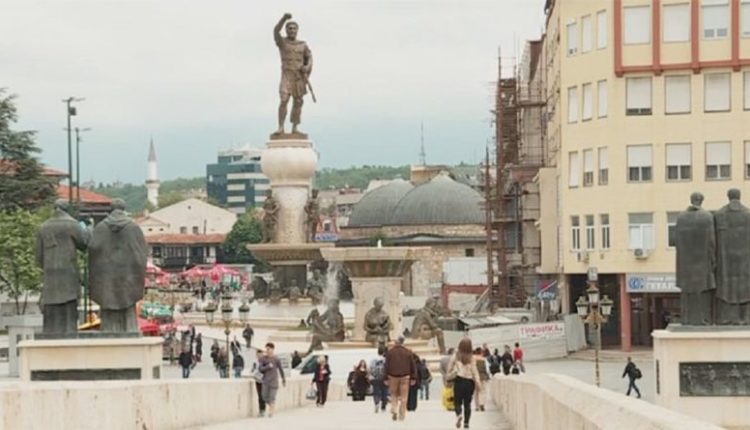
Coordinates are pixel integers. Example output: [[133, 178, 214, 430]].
[[626, 273, 681, 347]]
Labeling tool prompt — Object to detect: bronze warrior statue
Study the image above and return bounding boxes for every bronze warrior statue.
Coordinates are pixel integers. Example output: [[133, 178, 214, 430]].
[[274, 13, 313, 136], [261, 190, 279, 243], [304, 189, 320, 243]]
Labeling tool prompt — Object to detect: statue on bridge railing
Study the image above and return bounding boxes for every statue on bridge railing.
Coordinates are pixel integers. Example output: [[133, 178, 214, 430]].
[[307, 298, 345, 352], [410, 297, 446, 353]]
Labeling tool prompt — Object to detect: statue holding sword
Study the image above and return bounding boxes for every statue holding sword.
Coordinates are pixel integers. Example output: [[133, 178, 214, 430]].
[[273, 13, 315, 137]]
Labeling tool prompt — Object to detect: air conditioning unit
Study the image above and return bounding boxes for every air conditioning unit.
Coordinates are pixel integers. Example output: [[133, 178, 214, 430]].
[[577, 251, 589, 262], [634, 248, 649, 259]]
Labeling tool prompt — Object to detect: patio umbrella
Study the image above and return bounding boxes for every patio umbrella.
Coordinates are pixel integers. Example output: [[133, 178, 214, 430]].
[[146, 258, 163, 275]]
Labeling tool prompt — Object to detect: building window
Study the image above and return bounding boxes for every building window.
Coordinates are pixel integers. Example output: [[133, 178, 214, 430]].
[[148, 228, 153, 232], [582, 83, 593, 120], [626, 77, 652, 115], [465, 248, 475, 257], [152, 246, 162, 258], [600, 214, 610, 249], [569, 151, 580, 188], [666, 143, 692, 181], [705, 73, 731, 112], [624, 5, 651, 44], [627, 145, 653, 182], [598, 147, 609, 185], [583, 149, 594, 186], [706, 141, 731, 180], [192, 226, 199, 234], [585, 215, 595, 250], [663, 3, 691, 42], [667, 212, 679, 247], [597, 10, 608, 49], [568, 86, 578, 123], [571, 216, 581, 250], [179, 226, 187, 234], [745, 141, 750, 178], [703, 0, 729, 39], [628, 213, 654, 250], [582, 15, 593, 53], [665, 75, 691, 114], [567, 21, 579, 55], [744, 72, 750, 109], [597, 80, 608, 118], [743, 0, 750, 37]]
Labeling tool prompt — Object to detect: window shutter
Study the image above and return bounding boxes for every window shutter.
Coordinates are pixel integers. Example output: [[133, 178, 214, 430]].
[[599, 147, 609, 169], [666, 144, 691, 165], [582, 83, 593, 120], [706, 142, 731, 165], [569, 152, 580, 187], [624, 6, 651, 44], [663, 3, 690, 42], [627, 77, 652, 112], [584, 150, 594, 172], [582, 15, 593, 52], [665, 75, 691, 113], [705, 73, 731, 111], [598, 80, 608, 117], [628, 145, 652, 167], [597, 10, 608, 48]]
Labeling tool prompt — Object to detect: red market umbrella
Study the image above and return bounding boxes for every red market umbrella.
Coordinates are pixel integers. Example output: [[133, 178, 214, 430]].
[[182, 266, 208, 278], [146, 259, 163, 275], [206, 264, 240, 283]]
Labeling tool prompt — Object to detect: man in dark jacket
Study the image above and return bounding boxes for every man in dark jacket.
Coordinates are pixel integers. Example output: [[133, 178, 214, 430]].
[[622, 357, 641, 398], [88, 198, 147, 332], [36, 199, 90, 334], [178, 348, 193, 379], [385, 336, 416, 422]]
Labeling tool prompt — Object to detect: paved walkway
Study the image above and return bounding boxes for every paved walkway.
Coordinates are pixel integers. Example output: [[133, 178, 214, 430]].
[[191, 398, 512, 430]]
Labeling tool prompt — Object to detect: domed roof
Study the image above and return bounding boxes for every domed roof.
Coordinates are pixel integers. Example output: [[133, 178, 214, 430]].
[[348, 179, 414, 227], [387, 173, 484, 225]]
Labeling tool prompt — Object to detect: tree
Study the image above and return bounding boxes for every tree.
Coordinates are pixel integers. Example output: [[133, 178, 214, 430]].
[[157, 191, 186, 208], [0, 89, 56, 211], [0, 210, 43, 315], [222, 209, 268, 269]]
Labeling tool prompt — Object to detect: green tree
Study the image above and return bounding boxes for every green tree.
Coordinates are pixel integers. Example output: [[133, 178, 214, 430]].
[[222, 209, 268, 269], [0, 89, 56, 211], [0, 210, 43, 314]]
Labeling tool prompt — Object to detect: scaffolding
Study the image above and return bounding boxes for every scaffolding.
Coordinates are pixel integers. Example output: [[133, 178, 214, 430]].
[[485, 41, 547, 311]]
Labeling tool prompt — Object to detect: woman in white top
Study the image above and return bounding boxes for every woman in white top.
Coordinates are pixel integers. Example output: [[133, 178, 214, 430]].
[[447, 338, 482, 429]]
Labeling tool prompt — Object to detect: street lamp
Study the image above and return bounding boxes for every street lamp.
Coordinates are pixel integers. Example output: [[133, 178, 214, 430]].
[[62, 97, 84, 203], [203, 293, 250, 351], [576, 272, 613, 387]]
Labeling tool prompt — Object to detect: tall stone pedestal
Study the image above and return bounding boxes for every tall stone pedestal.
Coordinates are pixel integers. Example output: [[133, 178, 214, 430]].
[[321, 247, 431, 342], [653, 327, 750, 428], [19, 336, 163, 381], [260, 138, 317, 244]]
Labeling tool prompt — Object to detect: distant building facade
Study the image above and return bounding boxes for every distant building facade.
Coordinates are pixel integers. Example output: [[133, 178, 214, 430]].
[[206, 147, 269, 214], [137, 198, 237, 236]]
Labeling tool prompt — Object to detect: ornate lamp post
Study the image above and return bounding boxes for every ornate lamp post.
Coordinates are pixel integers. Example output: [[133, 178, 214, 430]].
[[204, 293, 250, 350], [576, 268, 614, 387]]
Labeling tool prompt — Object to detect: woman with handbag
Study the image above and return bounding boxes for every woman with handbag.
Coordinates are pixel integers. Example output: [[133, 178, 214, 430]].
[[446, 339, 482, 429], [311, 356, 332, 407]]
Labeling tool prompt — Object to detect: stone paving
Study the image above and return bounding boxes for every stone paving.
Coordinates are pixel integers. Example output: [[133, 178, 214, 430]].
[[191, 396, 512, 430]]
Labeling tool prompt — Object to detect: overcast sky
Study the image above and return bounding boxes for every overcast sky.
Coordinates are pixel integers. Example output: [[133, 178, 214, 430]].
[[2, 0, 545, 184]]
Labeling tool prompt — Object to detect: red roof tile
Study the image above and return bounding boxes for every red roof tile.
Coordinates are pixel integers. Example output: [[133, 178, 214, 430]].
[[145, 233, 225, 245], [56, 185, 112, 204]]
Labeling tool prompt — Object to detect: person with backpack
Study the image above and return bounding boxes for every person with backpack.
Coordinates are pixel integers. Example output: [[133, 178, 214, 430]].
[[487, 349, 501, 376], [369, 346, 388, 413], [622, 356, 642, 398], [418, 358, 432, 400], [500, 345, 514, 375]]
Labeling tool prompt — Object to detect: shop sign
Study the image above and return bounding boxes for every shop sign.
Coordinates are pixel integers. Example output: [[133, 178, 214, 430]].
[[626, 273, 680, 293], [518, 321, 565, 340]]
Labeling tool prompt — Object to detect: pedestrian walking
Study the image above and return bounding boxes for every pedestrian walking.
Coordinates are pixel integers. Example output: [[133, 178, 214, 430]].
[[233, 351, 245, 378], [258, 342, 286, 418], [349, 360, 370, 401], [407, 354, 421, 411], [513, 342, 526, 373], [252, 349, 267, 417], [418, 358, 433, 400], [622, 357, 642, 398], [473, 348, 490, 411], [487, 349, 501, 376], [500, 345, 514, 375], [446, 338, 482, 429], [217, 347, 229, 378], [369, 346, 389, 413], [312, 355, 331, 407], [291, 350, 302, 369], [243, 323, 254, 348], [210, 340, 220, 370], [195, 333, 203, 362], [384, 336, 416, 422], [178, 347, 193, 379], [480, 343, 490, 358]]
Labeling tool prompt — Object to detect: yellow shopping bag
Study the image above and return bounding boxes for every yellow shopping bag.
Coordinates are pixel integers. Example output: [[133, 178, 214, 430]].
[[442, 385, 454, 411]]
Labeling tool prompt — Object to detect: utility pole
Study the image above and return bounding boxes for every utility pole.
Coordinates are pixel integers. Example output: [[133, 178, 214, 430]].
[[62, 97, 84, 203], [74, 127, 91, 203], [419, 121, 426, 165]]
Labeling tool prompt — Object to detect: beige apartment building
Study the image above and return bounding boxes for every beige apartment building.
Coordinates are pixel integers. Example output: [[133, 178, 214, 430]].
[[539, 0, 750, 350]]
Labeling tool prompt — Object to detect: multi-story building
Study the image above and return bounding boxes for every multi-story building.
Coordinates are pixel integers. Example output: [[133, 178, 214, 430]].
[[540, 0, 750, 350], [206, 146, 270, 214]]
